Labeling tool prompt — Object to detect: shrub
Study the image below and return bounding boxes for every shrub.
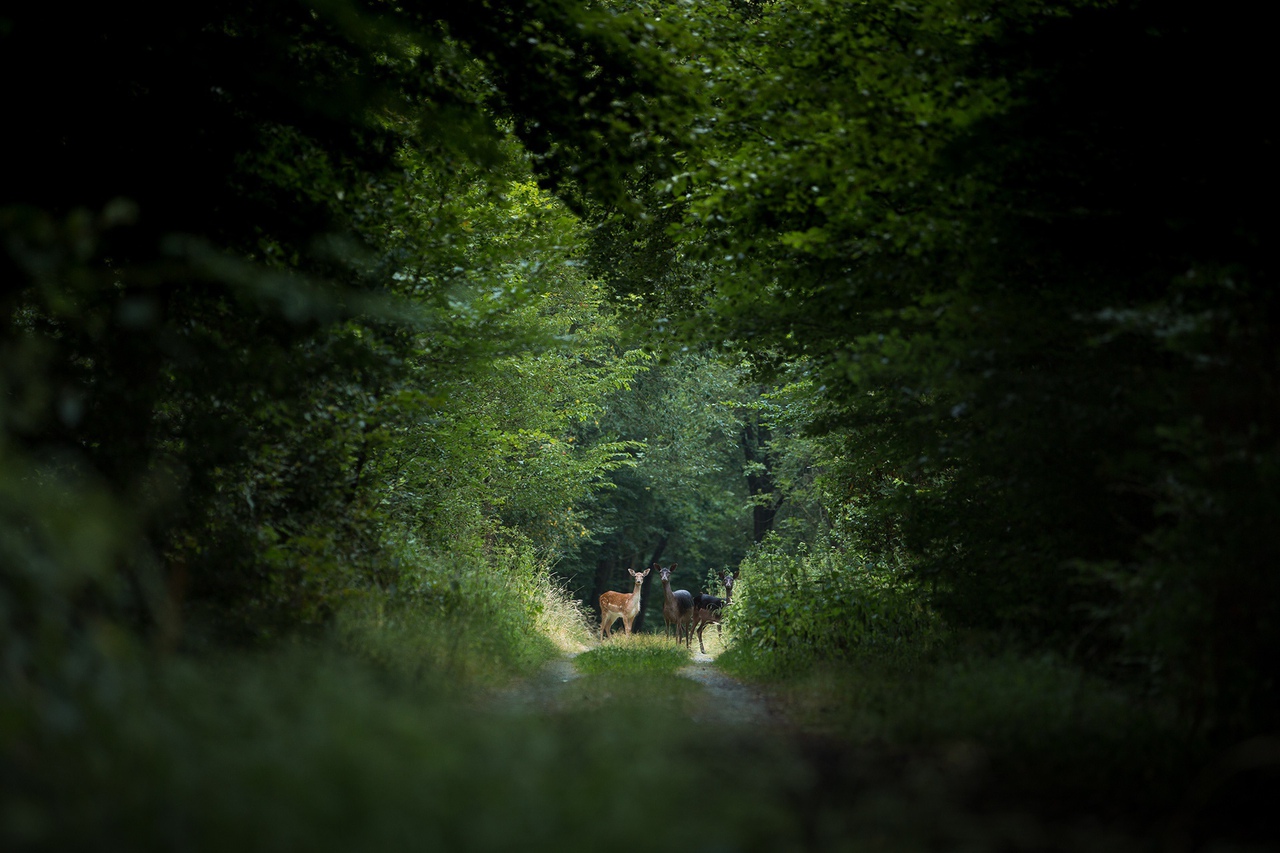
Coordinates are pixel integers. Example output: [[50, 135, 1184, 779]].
[[721, 535, 939, 678]]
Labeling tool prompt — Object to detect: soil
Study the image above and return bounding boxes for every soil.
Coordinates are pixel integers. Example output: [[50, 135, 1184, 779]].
[[677, 650, 777, 727]]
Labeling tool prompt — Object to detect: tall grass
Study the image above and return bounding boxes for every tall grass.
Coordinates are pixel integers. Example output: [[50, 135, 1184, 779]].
[[1, 644, 805, 853], [334, 538, 592, 688], [0, 536, 620, 852]]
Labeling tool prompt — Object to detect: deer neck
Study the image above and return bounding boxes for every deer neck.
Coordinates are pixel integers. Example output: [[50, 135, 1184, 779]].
[[625, 580, 644, 615]]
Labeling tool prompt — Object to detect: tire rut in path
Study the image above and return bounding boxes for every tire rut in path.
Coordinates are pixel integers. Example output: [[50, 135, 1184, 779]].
[[677, 652, 779, 728], [487, 650, 779, 728]]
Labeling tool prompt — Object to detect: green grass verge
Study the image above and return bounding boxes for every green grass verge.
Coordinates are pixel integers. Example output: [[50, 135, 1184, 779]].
[[573, 633, 690, 676], [1, 643, 800, 853], [720, 641, 1197, 816]]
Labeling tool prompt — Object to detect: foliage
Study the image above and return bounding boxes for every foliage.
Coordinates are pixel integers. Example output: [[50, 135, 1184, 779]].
[[655, 0, 1280, 733], [720, 534, 939, 677], [1, 0, 699, 652]]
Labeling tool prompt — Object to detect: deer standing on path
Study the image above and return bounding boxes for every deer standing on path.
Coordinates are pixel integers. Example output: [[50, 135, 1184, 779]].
[[657, 563, 694, 648], [599, 567, 650, 639], [693, 572, 735, 654]]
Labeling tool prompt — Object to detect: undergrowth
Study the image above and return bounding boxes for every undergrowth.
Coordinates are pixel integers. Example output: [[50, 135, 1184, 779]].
[[724, 644, 1195, 815], [722, 536, 940, 678], [2, 644, 800, 853], [335, 539, 593, 688], [717, 538, 1203, 821]]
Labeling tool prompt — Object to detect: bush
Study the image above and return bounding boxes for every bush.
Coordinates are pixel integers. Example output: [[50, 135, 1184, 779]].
[[720, 535, 939, 677]]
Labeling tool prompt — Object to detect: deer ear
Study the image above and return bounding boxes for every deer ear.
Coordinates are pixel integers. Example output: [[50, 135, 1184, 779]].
[[670, 563, 677, 570]]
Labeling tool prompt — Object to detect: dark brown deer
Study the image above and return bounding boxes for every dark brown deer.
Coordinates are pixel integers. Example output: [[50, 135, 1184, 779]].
[[657, 563, 694, 648], [692, 571, 735, 654], [598, 567, 649, 639]]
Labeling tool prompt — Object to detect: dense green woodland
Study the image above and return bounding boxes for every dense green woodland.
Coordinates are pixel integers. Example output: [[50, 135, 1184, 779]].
[[3, 0, 1277, 849]]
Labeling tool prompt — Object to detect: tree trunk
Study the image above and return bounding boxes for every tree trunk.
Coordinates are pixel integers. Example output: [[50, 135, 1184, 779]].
[[631, 535, 667, 633], [743, 420, 783, 543], [590, 552, 617, 622]]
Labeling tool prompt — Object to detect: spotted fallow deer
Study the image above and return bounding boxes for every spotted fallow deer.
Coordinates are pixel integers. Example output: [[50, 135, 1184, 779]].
[[657, 563, 694, 648], [598, 567, 650, 639], [692, 571, 735, 654]]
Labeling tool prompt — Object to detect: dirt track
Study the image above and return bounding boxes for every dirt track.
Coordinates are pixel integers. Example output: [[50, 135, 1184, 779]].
[[678, 652, 777, 727], [487, 642, 780, 729], [485, 647, 1173, 852]]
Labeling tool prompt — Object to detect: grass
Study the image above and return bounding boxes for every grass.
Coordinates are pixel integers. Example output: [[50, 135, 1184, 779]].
[[573, 632, 690, 676], [4, 550, 1237, 853], [332, 547, 596, 690], [720, 640, 1199, 820], [6, 622, 1222, 853], [1, 638, 804, 853], [532, 573, 595, 655]]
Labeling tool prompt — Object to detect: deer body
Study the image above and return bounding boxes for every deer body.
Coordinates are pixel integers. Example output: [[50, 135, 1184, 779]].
[[693, 572, 735, 654], [658, 563, 694, 648], [599, 567, 649, 639]]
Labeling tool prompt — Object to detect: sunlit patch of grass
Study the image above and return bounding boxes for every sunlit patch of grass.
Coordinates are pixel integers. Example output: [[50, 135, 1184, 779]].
[[336, 599, 560, 690], [687, 624, 732, 658], [531, 573, 594, 654], [575, 633, 689, 675], [332, 545, 595, 688]]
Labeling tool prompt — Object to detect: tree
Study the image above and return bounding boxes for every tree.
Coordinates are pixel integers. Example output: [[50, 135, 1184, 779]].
[[658, 0, 1279, 730], [0, 0, 704, 667]]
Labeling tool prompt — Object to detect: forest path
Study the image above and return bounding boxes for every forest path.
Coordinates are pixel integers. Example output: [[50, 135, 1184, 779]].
[[678, 651, 778, 727], [486, 654, 584, 715], [487, 643, 778, 728], [485, 646, 1153, 851]]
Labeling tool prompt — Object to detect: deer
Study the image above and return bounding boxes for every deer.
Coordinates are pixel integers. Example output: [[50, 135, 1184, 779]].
[[598, 567, 650, 640], [657, 563, 694, 648], [692, 571, 735, 655]]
